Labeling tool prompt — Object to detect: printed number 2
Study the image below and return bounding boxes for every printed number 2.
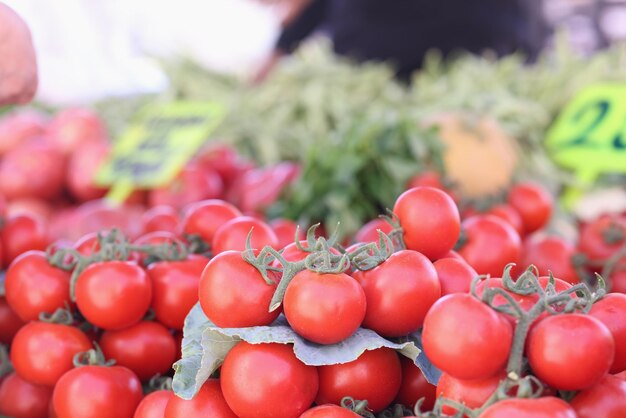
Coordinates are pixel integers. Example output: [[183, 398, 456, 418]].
[[564, 100, 610, 148]]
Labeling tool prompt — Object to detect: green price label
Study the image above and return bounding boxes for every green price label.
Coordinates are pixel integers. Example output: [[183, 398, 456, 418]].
[[96, 101, 225, 203], [545, 84, 626, 207]]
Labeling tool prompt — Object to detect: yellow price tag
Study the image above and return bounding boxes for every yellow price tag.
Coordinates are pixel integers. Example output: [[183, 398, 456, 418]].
[[545, 84, 626, 208], [96, 101, 225, 204]]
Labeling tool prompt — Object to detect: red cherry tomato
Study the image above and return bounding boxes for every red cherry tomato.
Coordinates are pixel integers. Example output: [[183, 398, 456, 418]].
[[354, 218, 393, 244], [507, 182, 553, 234], [100, 321, 176, 381], [395, 356, 436, 410], [433, 257, 478, 295], [578, 215, 626, 262], [270, 218, 304, 249], [422, 293, 513, 380], [134, 390, 173, 418], [211, 216, 279, 254], [141, 205, 180, 234], [478, 397, 577, 418], [11, 322, 92, 386], [165, 379, 236, 418], [458, 215, 521, 277], [405, 171, 457, 202], [5, 251, 71, 321], [284, 270, 366, 344], [527, 314, 614, 390], [353, 250, 440, 337], [316, 348, 401, 413], [589, 293, 626, 374], [199, 251, 279, 327], [0, 372, 52, 418], [53, 365, 143, 418], [486, 204, 524, 236], [221, 342, 318, 418], [300, 405, 360, 418], [181, 199, 242, 244], [437, 372, 504, 415], [570, 375, 626, 418], [523, 235, 579, 284], [393, 187, 460, 260], [0, 296, 25, 344], [148, 255, 208, 330], [2, 214, 48, 265], [75, 261, 152, 330]]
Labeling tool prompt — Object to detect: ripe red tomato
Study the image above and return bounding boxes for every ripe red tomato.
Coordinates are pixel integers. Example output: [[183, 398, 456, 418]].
[[422, 293, 512, 380], [211, 216, 279, 254], [578, 215, 626, 262], [75, 261, 152, 330], [270, 218, 304, 249], [66, 140, 109, 202], [507, 183, 553, 234], [11, 322, 92, 386], [393, 187, 460, 260], [458, 215, 521, 277], [284, 270, 366, 344], [134, 390, 173, 418], [433, 257, 478, 295], [199, 251, 279, 327], [0, 296, 25, 344], [46, 108, 107, 155], [181, 199, 242, 244], [300, 405, 360, 418], [165, 379, 236, 418], [53, 365, 142, 418], [354, 218, 393, 244], [100, 321, 176, 381], [353, 250, 440, 337], [148, 255, 208, 330], [149, 163, 223, 210], [523, 235, 579, 284], [6, 197, 53, 221], [221, 342, 318, 418], [141, 205, 180, 234], [0, 372, 52, 418], [478, 397, 577, 418], [5, 251, 71, 321], [589, 293, 626, 373], [570, 375, 626, 418], [2, 214, 48, 265], [612, 270, 626, 294], [527, 314, 614, 390], [316, 348, 401, 413], [405, 171, 457, 202], [437, 372, 504, 415], [486, 204, 524, 236], [0, 110, 47, 156], [395, 356, 436, 410]]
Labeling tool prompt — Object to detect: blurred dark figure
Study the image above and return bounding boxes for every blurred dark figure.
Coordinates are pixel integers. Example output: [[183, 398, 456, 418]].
[[255, 0, 547, 82]]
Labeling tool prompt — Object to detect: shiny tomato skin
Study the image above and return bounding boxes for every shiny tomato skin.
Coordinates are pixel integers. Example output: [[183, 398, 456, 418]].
[[270, 218, 304, 249], [181, 199, 242, 244], [5, 251, 71, 322], [522, 235, 579, 284], [354, 218, 393, 244], [100, 321, 177, 382], [478, 397, 577, 418], [422, 293, 513, 380], [0, 372, 52, 418], [589, 293, 626, 373], [393, 187, 461, 260], [141, 205, 180, 234], [433, 257, 478, 295], [11, 322, 92, 387], [353, 250, 440, 337], [148, 255, 209, 330], [0, 296, 25, 344], [458, 215, 521, 277], [395, 356, 436, 410], [221, 342, 318, 418], [507, 183, 553, 234], [199, 251, 279, 328], [211, 216, 279, 254], [165, 379, 236, 418], [53, 365, 143, 418], [437, 372, 504, 415], [133, 390, 173, 418], [486, 204, 524, 236], [527, 314, 614, 390], [284, 270, 366, 344], [2, 214, 48, 265], [570, 375, 626, 418], [578, 215, 626, 262], [300, 405, 360, 418], [75, 261, 152, 330]]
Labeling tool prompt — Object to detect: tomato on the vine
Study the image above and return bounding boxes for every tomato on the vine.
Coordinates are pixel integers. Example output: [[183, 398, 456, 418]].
[[436, 372, 504, 415], [270, 218, 304, 249], [316, 348, 401, 413], [0, 372, 52, 418], [300, 405, 360, 417], [433, 257, 477, 295], [395, 356, 436, 410], [211, 216, 279, 254], [5, 251, 72, 322], [164, 379, 236, 418], [220, 342, 318, 418], [422, 293, 512, 380], [10, 322, 92, 386], [527, 314, 614, 390], [578, 215, 626, 262], [354, 218, 393, 244], [570, 374, 626, 418], [522, 235, 579, 284], [393, 187, 460, 260], [75, 261, 152, 330], [507, 182, 553, 234], [2, 214, 48, 266], [0, 296, 25, 344], [589, 293, 626, 374], [134, 390, 173, 418], [478, 397, 577, 418], [181, 199, 242, 244], [353, 250, 440, 337]]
